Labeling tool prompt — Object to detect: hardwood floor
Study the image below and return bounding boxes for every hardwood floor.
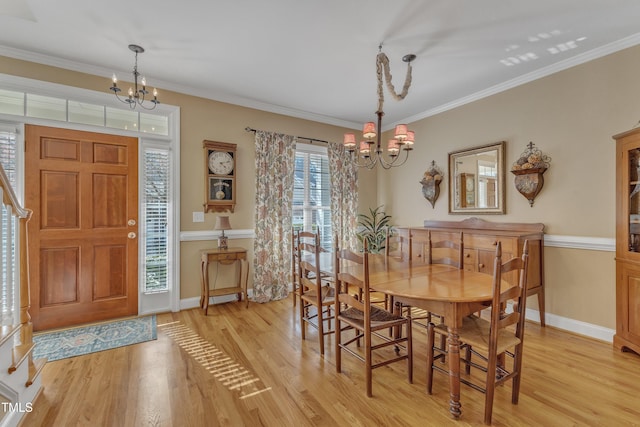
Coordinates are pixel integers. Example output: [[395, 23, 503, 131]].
[[23, 300, 640, 426]]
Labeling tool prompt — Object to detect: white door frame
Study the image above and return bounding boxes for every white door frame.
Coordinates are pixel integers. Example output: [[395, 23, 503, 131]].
[[0, 73, 181, 315]]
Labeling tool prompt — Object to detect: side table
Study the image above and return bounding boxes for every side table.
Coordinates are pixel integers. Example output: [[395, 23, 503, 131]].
[[200, 247, 249, 315]]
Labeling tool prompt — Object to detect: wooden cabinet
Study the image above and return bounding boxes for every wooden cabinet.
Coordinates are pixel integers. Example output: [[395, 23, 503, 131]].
[[613, 127, 640, 355], [399, 217, 545, 325]]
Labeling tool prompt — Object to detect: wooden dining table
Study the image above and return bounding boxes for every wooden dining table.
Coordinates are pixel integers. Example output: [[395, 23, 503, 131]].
[[308, 250, 505, 419]]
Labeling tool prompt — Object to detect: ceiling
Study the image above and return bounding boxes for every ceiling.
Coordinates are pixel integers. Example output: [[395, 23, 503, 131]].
[[2, 0, 640, 130]]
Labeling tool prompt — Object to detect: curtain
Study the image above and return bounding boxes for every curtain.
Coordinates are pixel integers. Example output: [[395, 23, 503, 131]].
[[327, 141, 358, 251], [253, 131, 295, 303]]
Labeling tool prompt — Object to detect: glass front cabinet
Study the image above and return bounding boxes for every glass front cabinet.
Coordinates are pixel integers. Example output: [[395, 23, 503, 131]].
[[614, 127, 640, 355]]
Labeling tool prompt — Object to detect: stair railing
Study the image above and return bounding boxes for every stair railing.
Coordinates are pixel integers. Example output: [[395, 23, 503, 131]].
[[0, 164, 32, 346]]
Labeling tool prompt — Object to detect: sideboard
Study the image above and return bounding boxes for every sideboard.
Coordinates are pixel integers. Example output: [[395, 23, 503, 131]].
[[397, 217, 546, 326]]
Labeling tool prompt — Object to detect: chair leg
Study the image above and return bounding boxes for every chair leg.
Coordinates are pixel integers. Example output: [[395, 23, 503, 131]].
[[292, 283, 297, 306], [335, 318, 342, 373], [511, 345, 524, 405], [406, 319, 413, 384], [299, 300, 306, 340], [318, 304, 325, 356], [484, 349, 498, 425], [365, 332, 373, 397], [464, 345, 471, 375], [426, 322, 435, 394]]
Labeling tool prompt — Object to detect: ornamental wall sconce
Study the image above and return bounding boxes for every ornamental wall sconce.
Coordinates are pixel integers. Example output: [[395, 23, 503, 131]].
[[511, 142, 551, 206], [420, 160, 444, 208]]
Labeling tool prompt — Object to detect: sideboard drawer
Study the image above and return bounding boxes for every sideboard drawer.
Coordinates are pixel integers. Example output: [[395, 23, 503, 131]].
[[462, 249, 477, 265], [466, 234, 515, 253]]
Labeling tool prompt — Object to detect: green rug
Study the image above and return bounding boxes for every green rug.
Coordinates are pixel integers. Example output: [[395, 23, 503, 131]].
[[33, 315, 157, 361]]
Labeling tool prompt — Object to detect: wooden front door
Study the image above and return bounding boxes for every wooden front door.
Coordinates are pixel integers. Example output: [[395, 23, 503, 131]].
[[26, 125, 139, 331]]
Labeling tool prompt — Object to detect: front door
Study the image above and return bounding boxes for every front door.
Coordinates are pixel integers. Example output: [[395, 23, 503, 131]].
[[26, 125, 139, 331]]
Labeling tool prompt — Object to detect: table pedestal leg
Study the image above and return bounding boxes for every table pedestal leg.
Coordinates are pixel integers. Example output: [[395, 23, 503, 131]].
[[447, 327, 462, 419]]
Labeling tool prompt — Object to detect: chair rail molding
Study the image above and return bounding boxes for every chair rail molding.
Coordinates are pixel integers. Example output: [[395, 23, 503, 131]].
[[543, 234, 614, 252], [180, 228, 256, 241]]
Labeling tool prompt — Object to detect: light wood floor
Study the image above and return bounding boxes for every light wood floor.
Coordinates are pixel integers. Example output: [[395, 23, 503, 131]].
[[23, 299, 640, 427]]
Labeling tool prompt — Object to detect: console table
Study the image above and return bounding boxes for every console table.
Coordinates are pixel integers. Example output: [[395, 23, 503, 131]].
[[200, 247, 248, 314]]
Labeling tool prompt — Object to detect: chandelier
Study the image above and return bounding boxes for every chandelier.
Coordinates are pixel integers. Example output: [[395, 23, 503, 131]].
[[109, 44, 159, 110], [343, 46, 416, 169]]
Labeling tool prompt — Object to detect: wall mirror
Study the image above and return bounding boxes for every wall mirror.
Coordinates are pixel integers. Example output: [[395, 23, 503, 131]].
[[448, 141, 505, 214]]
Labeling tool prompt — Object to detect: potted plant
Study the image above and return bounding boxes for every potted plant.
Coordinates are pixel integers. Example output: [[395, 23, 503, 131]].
[[356, 206, 392, 253]]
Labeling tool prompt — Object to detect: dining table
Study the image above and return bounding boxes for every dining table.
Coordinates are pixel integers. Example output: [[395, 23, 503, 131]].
[[306, 250, 506, 420]]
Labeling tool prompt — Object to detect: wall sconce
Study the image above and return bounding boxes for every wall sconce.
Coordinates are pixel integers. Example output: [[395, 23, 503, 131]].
[[511, 142, 551, 207], [420, 160, 444, 208]]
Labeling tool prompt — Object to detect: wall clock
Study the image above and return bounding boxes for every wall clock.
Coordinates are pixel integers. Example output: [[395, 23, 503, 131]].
[[203, 140, 237, 212]]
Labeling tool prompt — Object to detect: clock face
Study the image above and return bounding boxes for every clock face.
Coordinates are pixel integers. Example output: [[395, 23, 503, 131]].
[[208, 151, 234, 175], [466, 176, 474, 188]]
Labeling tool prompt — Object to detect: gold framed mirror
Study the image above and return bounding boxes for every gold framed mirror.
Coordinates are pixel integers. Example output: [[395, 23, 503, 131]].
[[448, 141, 505, 214]]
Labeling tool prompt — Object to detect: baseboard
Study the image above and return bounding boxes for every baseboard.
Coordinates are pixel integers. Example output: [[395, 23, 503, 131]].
[[524, 307, 615, 343], [180, 289, 254, 311]]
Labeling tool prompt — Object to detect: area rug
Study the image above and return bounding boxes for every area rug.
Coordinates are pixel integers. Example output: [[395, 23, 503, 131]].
[[33, 315, 157, 362]]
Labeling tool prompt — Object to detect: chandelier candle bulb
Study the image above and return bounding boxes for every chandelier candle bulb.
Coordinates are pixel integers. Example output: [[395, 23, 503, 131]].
[[394, 124, 408, 140], [405, 131, 415, 148], [343, 133, 356, 150], [363, 122, 377, 139], [388, 140, 400, 156], [359, 141, 370, 157]]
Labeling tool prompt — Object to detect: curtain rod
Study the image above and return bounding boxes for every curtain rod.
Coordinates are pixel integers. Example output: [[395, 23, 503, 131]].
[[245, 127, 329, 145]]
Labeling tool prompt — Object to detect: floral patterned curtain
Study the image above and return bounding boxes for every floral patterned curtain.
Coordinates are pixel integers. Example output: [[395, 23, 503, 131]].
[[253, 131, 295, 303], [327, 141, 358, 251]]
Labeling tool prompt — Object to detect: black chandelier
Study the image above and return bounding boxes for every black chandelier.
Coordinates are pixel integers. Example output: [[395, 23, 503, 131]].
[[109, 44, 159, 110]]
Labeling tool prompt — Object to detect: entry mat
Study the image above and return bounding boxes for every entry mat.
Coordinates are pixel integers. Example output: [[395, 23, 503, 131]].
[[33, 315, 157, 362]]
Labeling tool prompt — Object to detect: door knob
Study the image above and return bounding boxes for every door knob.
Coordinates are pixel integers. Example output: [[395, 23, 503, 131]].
[[128, 219, 136, 226], [128, 232, 137, 239]]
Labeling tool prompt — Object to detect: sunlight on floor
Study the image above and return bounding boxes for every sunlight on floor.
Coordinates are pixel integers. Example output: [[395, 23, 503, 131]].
[[158, 321, 271, 399]]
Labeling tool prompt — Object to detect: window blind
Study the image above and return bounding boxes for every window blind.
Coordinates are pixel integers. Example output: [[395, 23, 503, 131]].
[[143, 149, 170, 292], [0, 127, 17, 325], [293, 145, 332, 249]]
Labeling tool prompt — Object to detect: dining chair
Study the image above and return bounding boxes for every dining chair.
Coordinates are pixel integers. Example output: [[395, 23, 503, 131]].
[[291, 229, 331, 307], [407, 231, 464, 328], [385, 227, 411, 260], [298, 232, 335, 356], [428, 230, 464, 267], [384, 227, 412, 315], [425, 241, 530, 425], [334, 239, 413, 397]]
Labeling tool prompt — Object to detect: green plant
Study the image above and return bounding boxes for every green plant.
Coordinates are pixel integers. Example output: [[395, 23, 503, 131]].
[[356, 206, 392, 253]]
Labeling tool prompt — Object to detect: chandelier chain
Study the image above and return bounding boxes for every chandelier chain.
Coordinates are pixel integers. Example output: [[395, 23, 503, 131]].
[[376, 52, 413, 113]]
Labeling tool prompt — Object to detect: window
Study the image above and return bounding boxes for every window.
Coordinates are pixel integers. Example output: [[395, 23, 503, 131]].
[[0, 86, 169, 136], [293, 143, 332, 249], [141, 147, 171, 293], [0, 126, 17, 325]]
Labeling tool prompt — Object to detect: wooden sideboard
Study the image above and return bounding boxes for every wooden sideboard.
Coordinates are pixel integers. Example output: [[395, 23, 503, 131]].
[[397, 217, 546, 326]]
